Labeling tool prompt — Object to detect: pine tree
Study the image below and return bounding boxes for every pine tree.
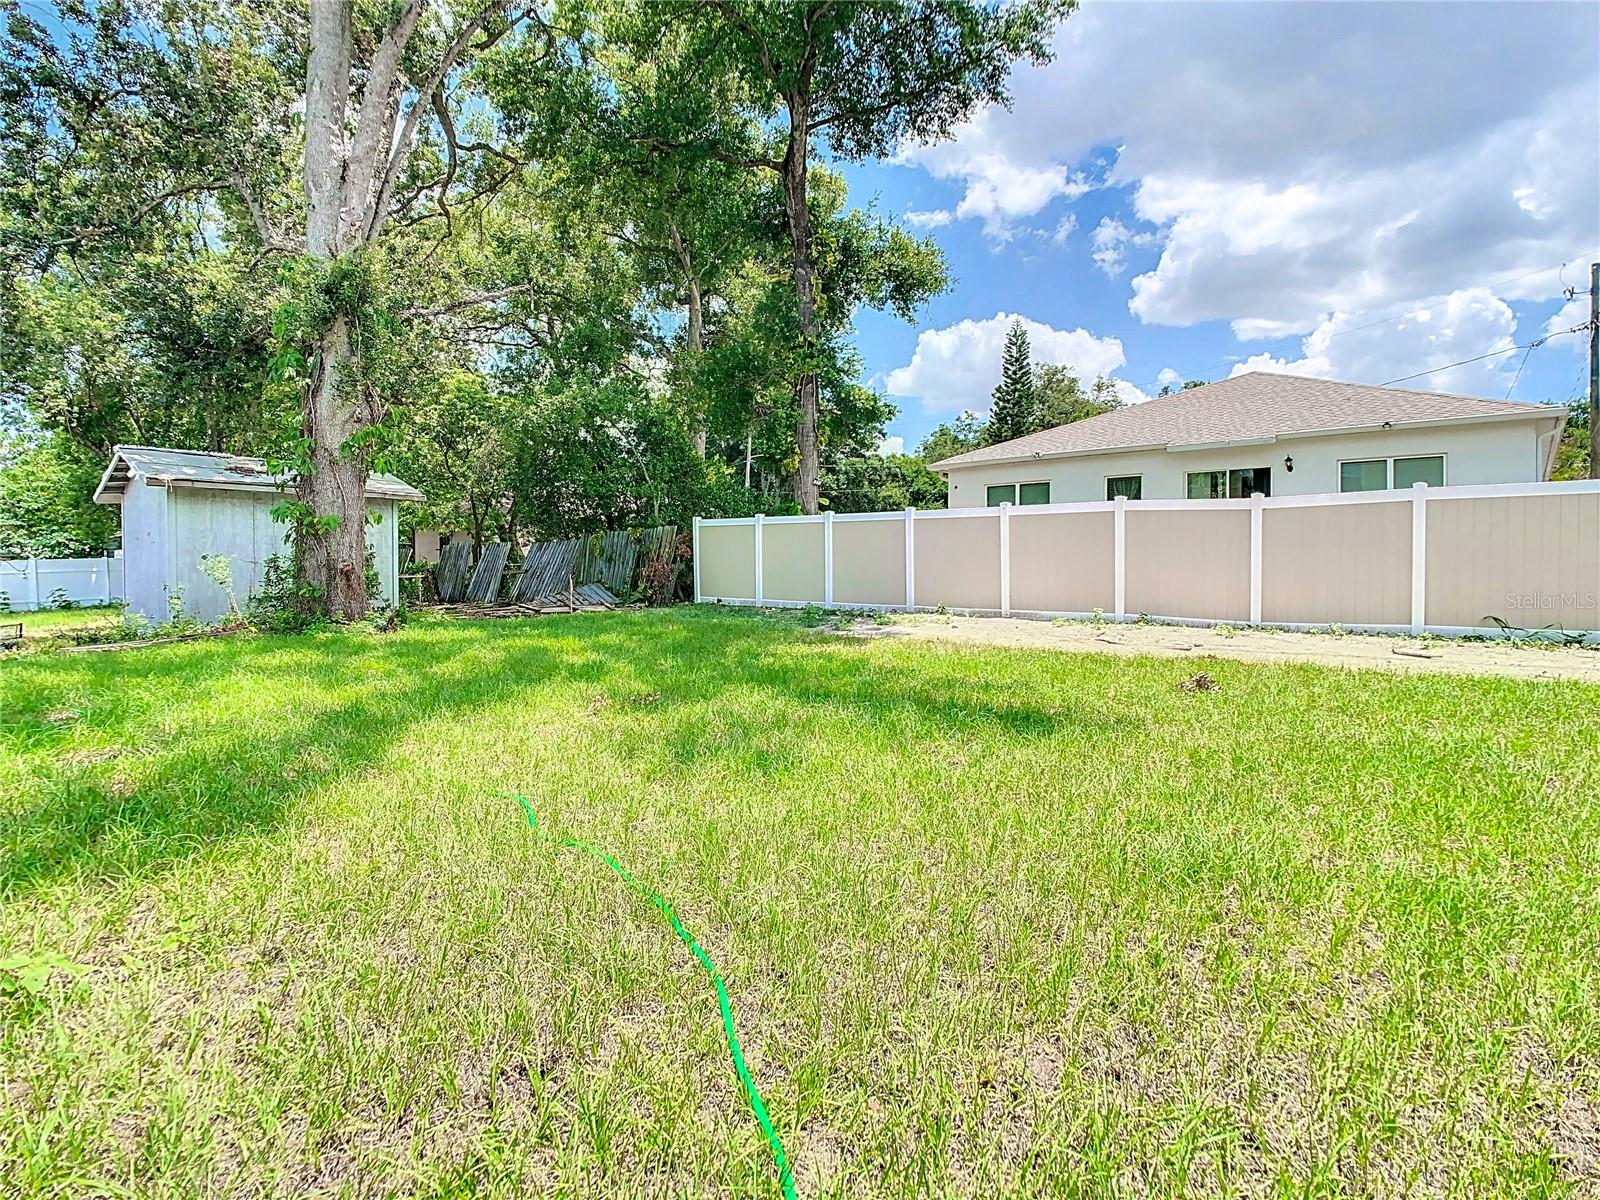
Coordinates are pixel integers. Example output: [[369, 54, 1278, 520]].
[[984, 320, 1037, 445]]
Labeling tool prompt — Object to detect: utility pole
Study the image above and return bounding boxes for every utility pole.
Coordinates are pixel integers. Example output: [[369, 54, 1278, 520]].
[[1590, 260, 1598, 479]]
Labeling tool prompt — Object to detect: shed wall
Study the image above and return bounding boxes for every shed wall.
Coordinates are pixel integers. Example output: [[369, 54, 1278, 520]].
[[121, 477, 170, 621]]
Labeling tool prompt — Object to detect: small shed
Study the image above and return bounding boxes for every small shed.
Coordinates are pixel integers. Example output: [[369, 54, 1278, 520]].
[[93, 445, 424, 621]]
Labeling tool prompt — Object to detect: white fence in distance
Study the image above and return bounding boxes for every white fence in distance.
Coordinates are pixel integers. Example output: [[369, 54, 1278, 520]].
[[0, 555, 124, 612], [692, 480, 1600, 640]]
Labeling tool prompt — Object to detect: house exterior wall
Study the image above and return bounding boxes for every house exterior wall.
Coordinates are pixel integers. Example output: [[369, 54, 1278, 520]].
[[942, 419, 1550, 508]]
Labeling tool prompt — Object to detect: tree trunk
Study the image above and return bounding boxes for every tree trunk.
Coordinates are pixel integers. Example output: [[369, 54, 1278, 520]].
[[669, 223, 709, 458], [781, 100, 821, 514], [297, 316, 372, 620], [297, 0, 371, 619], [686, 276, 707, 457]]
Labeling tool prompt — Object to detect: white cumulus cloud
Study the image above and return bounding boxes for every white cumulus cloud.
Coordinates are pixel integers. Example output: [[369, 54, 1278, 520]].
[[884, 312, 1129, 415], [1091, 216, 1156, 277], [1229, 288, 1522, 396], [904, 209, 952, 229], [892, 1, 1598, 331], [876, 435, 906, 456]]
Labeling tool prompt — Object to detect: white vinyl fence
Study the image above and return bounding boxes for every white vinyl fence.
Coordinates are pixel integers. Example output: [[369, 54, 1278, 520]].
[[0, 555, 124, 612], [693, 480, 1600, 639]]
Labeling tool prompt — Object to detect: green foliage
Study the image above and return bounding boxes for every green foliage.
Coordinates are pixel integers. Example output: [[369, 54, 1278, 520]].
[[1552, 401, 1591, 481], [1033, 362, 1121, 429], [821, 453, 948, 513], [246, 553, 325, 635], [0, 431, 118, 557], [984, 320, 1037, 445], [509, 377, 755, 538], [918, 413, 986, 466]]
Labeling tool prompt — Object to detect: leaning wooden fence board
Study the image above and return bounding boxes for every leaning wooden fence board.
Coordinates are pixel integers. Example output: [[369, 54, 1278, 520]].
[[691, 482, 1600, 640], [464, 542, 512, 603], [574, 529, 637, 594], [511, 538, 581, 602], [435, 542, 473, 602]]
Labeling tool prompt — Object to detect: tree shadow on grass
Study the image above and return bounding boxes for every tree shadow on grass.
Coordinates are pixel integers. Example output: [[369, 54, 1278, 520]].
[[1, 609, 1110, 898], [1, 622, 613, 897]]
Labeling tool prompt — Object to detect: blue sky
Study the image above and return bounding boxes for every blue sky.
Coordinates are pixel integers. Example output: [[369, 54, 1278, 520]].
[[830, 1, 1600, 457]]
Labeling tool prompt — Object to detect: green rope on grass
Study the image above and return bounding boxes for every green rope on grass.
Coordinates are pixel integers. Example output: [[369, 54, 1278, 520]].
[[511, 793, 797, 1199]]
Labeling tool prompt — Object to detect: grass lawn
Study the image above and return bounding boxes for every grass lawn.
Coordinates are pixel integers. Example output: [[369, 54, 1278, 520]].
[[9, 604, 126, 636], [2, 607, 1598, 1198]]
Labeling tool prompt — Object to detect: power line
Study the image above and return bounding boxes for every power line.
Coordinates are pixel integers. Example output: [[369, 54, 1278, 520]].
[[1380, 322, 1592, 388], [1129, 255, 1594, 394], [1504, 340, 1537, 400], [1320, 259, 1579, 344]]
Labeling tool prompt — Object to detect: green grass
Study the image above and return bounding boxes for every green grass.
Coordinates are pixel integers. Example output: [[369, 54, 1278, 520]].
[[2, 607, 1598, 1198], [8, 604, 126, 635]]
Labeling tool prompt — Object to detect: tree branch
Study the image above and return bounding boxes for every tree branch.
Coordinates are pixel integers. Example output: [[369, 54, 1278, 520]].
[[401, 281, 564, 319], [345, 0, 427, 244], [363, 1, 531, 241], [229, 172, 300, 252]]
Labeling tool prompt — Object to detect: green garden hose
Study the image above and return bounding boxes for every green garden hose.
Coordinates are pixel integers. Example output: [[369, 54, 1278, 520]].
[[511, 793, 797, 1199]]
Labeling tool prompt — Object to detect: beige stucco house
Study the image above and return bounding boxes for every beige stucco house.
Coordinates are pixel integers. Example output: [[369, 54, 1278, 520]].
[[930, 373, 1568, 507]]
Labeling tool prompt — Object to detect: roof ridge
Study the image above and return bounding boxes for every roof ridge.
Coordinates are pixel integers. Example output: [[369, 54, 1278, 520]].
[[927, 370, 1562, 470]]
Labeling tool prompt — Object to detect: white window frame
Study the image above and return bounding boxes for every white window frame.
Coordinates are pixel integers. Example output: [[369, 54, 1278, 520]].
[[1104, 474, 1143, 501], [986, 480, 1051, 506], [1337, 453, 1447, 493]]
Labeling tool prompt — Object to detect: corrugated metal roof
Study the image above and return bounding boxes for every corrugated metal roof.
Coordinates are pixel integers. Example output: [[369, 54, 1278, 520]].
[[929, 372, 1565, 470], [93, 446, 425, 504]]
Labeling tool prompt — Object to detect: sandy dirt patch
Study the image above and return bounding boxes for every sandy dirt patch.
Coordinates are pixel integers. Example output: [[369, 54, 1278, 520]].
[[843, 614, 1600, 683]]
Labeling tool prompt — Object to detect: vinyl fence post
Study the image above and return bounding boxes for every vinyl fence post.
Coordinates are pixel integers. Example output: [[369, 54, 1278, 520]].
[[1249, 491, 1264, 625], [903, 507, 916, 611], [823, 511, 834, 608], [1410, 482, 1427, 634], [1113, 495, 1127, 619], [998, 502, 1011, 617], [28, 557, 40, 612], [753, 513, 764, 605], [103, 554, 112, 604], [692, 517, 702, 603]]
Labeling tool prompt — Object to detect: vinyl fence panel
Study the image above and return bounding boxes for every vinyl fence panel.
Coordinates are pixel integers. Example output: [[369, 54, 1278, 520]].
[[0, 556, 124, 611], [1008, 510, 1116, 616], [692, 481, 1600, 640], [831, 517, 906, 608], [1425, 491, 1600, 632], [1262, 500, 1411, 627], [1124, 507, 1251, 622], [914, 512, 1001, 612], [698, 521, 757, 602], [761, 520, 825, 603]]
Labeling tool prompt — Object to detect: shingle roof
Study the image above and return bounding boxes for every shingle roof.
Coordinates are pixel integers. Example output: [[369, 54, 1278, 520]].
[[93, 445, 425, 504], [928, 372, 1564, 469]]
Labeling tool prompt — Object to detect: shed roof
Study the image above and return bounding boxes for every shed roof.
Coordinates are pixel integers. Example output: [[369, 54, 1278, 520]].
[[93, 445, 425, 504], [929, 372, 1565, 470]]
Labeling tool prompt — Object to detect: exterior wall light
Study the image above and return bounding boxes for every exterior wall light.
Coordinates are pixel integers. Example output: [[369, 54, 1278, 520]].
[[1284, 455, 1294, 472]]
